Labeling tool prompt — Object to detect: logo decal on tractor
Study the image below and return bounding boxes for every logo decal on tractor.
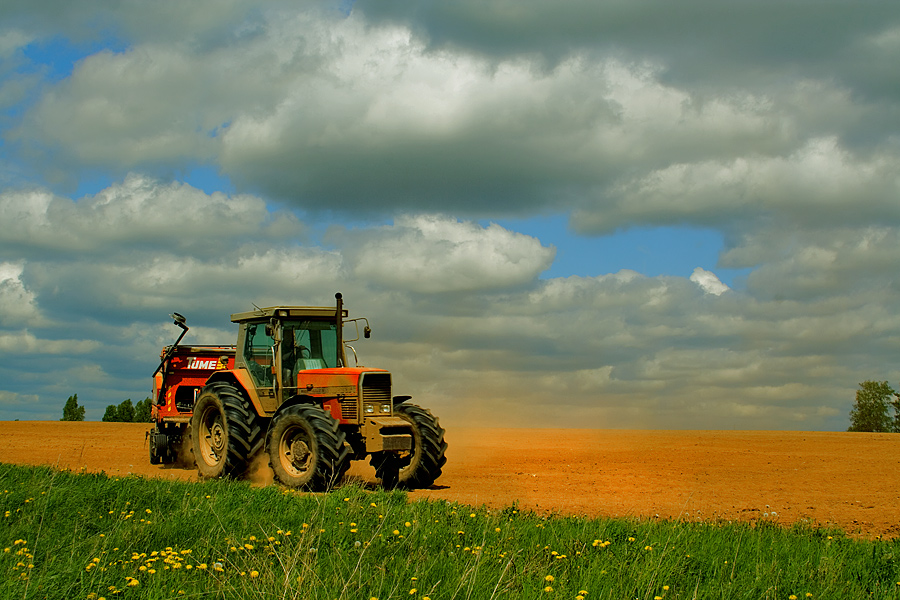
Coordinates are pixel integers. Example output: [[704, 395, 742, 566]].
[[186, 357, 219, 370]]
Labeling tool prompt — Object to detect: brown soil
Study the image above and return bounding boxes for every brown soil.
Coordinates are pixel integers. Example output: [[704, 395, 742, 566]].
[[2, 422, 898, 538]]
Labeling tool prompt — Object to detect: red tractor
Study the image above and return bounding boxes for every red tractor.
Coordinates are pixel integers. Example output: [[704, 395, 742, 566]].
[[148, 293, 446, 490]]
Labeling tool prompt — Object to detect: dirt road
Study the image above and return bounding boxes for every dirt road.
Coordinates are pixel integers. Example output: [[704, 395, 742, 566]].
[[1, 422, 898, 538]]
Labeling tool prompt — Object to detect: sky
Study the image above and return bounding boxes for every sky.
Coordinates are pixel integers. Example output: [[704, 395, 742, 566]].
[[1, 1, 899, 430]]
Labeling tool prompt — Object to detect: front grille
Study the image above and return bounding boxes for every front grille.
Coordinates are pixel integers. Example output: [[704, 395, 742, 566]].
[[361, 372, 392, 403]]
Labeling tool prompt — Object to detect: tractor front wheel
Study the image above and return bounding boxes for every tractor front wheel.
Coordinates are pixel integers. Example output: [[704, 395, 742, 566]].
[[371, 403, 447, 489], [191, 383, 263, 479], [267, 404, 350, 491]]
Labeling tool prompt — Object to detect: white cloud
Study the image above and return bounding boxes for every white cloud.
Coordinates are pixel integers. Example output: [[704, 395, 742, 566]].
[[690, 267, 729, 296], [0, 262, 44, 326], [0, 174, 299, 256], [339, 215, 554, 293], [0, 330, 100, 354]]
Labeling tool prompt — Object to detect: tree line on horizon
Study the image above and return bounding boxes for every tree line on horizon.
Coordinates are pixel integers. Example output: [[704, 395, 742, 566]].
[[60, 394, 153, 423], [61, 382, 899, 430]]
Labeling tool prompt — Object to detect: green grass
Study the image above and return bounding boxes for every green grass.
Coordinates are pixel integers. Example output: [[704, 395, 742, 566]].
[[1, 463, 898, 600]]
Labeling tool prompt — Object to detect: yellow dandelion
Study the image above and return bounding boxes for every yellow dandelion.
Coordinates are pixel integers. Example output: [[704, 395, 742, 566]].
[[544, 586, 553, 593], [250, 570, 260, 578], [409, 589, 417, 595], [545, 575, 555, 582]]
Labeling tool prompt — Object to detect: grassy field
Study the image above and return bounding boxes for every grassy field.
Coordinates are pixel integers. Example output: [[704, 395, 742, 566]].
[[1, 463, 898, 600]]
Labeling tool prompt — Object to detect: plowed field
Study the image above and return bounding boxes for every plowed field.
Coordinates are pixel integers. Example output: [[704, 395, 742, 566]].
[[2, 422, 898, 538]]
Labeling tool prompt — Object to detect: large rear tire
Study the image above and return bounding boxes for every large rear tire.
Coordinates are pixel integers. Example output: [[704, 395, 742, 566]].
[[267, 404, 350, 491], [191, 382, 263, 479], [372, 403, 447, 489]]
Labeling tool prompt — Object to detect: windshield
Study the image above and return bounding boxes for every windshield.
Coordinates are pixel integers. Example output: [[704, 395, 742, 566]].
[[282, 319, 339, 370]]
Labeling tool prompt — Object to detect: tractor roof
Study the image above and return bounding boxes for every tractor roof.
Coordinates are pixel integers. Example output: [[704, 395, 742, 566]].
[[230, 306, 348, 323]]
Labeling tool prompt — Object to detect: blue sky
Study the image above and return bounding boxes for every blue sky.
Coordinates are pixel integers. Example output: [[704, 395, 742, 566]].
[[1, 1, 899, 430]]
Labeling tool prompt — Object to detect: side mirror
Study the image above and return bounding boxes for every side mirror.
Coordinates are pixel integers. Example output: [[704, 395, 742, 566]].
[[364, 326, 371, 339]]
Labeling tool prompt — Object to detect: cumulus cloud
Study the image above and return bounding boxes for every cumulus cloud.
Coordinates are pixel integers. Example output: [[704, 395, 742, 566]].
[[336, 215, 554, 293], [690, 268, 729, 296]]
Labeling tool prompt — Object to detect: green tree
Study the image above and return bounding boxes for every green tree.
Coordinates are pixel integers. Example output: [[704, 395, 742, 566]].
[[848, 380, 896, 432], [893, 393, 900, 433], [102, 405, 119, 422], [134, 397, 153, 423], [116, 399, 135, 423], [60, 394, 85, 421]]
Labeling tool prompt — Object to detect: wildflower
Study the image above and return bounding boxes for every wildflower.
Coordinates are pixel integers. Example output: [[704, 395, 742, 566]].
[[125, 577, 139, 587], [545, 575, 555, 582], [409, 589, 417, 595], [250, 570, 260, 578], [789, 596, 797, 600], [544, 586, 553, 593]]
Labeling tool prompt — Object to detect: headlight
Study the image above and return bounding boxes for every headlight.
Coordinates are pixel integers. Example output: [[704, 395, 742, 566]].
[[380, 403, 391, 414], [364, 404, 375, 414]]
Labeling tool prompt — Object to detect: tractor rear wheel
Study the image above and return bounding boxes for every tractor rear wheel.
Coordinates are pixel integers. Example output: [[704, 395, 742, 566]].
[[191, 382, 263, 479], [267, 404, 350, 491], [371, 403, 447, 489]]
